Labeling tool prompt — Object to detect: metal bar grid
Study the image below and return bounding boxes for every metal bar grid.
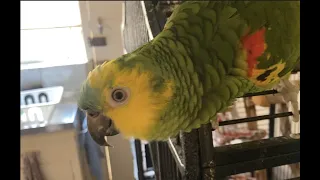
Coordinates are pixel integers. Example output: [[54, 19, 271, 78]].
[[164, 90, 299, 179], [213, 134, 300, 178], [218, 111, 296, 127], [134, 139, 146, 180]]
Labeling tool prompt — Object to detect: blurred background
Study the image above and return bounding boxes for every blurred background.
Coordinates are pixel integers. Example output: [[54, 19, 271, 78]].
[[20, 1, 136, 180]]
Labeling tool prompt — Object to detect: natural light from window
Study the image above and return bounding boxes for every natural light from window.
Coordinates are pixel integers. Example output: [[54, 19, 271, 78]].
[[20, 1, 88, 69]]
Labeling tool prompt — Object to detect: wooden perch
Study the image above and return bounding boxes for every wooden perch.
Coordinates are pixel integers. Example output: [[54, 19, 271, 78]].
[[278, 103, 300, 177], [244, 97, 258, 130], [244, 97, 266, 180], [22, 151, 45, 180]]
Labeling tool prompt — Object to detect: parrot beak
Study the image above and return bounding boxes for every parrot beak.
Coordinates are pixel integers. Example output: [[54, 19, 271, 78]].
[[87, 113, 120, 147]]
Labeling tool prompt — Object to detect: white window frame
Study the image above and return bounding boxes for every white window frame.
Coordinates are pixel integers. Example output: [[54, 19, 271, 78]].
[[20, 1, 88, 70]]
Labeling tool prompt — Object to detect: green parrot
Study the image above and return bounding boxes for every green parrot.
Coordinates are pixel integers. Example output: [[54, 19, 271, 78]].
[[78, 1, 300, 146]]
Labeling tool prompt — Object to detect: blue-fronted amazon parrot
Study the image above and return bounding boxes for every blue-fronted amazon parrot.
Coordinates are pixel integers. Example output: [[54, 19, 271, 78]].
[[78, 1, 300, 146]]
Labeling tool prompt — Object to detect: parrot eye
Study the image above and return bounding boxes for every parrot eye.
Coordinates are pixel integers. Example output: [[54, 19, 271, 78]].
[[111, 89, 127, 102], [88, 111, 99, 118]]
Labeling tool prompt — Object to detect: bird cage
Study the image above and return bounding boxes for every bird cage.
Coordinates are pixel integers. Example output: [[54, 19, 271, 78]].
[[122, 1, 300, 180]]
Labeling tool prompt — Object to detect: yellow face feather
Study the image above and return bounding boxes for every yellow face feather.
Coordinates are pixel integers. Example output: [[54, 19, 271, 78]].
[[87, 60, 174, 139]]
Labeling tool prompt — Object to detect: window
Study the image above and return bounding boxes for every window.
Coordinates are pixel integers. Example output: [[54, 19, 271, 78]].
[[20, 1, 88, 69]]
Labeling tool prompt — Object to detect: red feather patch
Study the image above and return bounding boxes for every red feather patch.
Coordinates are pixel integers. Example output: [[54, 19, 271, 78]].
[[241, 28, 267, 77]]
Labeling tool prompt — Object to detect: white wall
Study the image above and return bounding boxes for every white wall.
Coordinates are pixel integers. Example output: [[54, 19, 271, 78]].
[[79, 1, 125, 63], [20, 1, 125, 92]]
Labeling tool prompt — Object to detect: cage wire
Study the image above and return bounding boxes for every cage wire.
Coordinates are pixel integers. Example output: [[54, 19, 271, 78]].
[[210, 72, 300, 180]]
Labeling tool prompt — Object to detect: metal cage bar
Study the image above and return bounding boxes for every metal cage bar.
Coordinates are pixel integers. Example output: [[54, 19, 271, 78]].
[[267, 104, 276, 179]]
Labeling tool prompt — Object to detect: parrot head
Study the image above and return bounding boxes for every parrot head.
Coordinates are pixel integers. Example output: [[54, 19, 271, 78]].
[[78, 53, 174, 146]]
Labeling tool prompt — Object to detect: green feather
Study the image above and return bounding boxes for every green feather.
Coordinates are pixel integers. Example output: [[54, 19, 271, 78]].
[[80, 1, 300, 140], [149, 1, 299, 140]]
